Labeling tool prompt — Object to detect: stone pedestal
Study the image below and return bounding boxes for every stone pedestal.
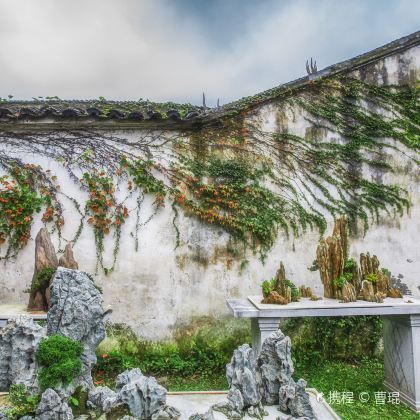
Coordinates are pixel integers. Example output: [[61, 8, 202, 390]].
[[251, 318, 279, 354], [384, 315, 420, 412]]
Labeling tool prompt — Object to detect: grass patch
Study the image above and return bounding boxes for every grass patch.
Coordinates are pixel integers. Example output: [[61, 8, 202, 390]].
[[297, 359, 420, 420]]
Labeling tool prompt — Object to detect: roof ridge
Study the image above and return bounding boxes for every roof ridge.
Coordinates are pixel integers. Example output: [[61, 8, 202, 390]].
[[214, 30, 420, 115]]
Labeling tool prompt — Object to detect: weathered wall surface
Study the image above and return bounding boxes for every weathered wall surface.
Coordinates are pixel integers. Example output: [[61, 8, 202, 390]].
[[0, 43, 419, 340]]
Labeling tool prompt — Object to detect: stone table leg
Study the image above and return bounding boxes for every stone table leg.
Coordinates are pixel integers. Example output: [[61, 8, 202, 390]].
[[251, 318, 280, 354], [383, 314, 420, 412]]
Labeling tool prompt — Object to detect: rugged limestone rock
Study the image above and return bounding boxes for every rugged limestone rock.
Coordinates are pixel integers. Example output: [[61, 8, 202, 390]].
[[257, 330, 295, 405], [316, 216, 347, 299], [58, 243, 79, 269], [275, 262, 287, 285], [358, 253, 402, 300], [189, 409, 215, 420], [226, 344, 260, 409], [28, 228, 59, 311], [216, 331, 316, 419], [0, 317, 46, 392], [115, 369, 180, 419], [87, 386, 119, 412], [388, 287, 403, 298], [257, 331, 316, 418], [279, 378, 316, 419], [361, 280, 385, 303], [299, 286, 321, 301], [262, 261, 299, 305], [360, 252, 380, 279], [47, 267, 106, 391], [340, 281, 357, 303], [262, 290, 289, 305], [36, 388, 73, 420], [214, 344, 264, 418]]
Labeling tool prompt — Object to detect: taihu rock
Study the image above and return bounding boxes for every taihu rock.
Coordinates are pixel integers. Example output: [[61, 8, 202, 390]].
[[189, 409, 215, 420], [36, 388, 73, 420], [0, 316, 46, 392], [58, 243, 79, 269], [279, 378, 317, 419], [87, 386, 120, 412], [115, 369, 180, 419], [257, 330, 295, 405], [216, 344, 265, 418], [28, 228, 59, 311], [47, 267, 106, 391]]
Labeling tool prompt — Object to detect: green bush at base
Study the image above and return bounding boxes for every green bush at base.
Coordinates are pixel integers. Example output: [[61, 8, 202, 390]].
[[35, 334, 84, 390]]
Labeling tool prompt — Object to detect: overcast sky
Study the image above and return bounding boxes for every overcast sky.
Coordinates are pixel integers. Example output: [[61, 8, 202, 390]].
[[0, 0, 419, 106]]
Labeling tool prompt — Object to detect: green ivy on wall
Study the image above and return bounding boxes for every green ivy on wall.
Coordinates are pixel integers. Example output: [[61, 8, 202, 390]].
[[0, 76, 417, 270]]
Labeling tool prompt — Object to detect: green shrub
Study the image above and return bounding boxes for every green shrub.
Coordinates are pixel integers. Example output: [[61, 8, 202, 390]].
[[94, 318, 251, 387], [4, 384, 39, 420], [25, 266, 55, 293], [261, 280, 272, 297], [332, 275, 348, 288], [284, 279, 300, 301], [282, 316, 383, 368], [365, 273, 378, 283], [35, 334, 84, 390], [343, 258, 356, 272]]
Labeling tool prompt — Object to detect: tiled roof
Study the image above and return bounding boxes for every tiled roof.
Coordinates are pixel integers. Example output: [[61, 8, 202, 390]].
[[0, 30, 418, 128]]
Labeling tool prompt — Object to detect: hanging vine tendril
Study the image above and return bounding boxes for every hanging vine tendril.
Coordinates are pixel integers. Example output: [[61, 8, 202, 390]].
[[0, 76, 418, 267]]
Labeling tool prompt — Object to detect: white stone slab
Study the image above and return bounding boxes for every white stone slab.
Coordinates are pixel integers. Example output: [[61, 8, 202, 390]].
[[166, 389, 340, 419], [249, 295, 420, 310], [0, 304, 47, 323], [244, 295, 420, 318]]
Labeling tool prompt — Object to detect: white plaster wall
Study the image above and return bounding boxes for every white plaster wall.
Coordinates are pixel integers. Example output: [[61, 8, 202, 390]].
[[0, 44, 419, 340]]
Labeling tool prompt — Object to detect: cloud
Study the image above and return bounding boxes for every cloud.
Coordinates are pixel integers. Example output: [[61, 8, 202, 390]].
[[0, 0, 418, 105]]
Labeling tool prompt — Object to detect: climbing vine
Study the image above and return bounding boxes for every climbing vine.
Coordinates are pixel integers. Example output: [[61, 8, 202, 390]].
[[81, 171, 128, 273], [0, 76, 418, 268], [0, 162, 62, 259]]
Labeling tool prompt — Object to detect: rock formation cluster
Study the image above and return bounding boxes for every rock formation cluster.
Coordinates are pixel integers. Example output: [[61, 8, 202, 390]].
[[87, 368, 180, 419], [316, 216, 402, 303], [1, 232, 181, 419], [210, 330, 317, 420], [1, 226, 317, 419], [28, 228, 79, 312], [262, 262, 320, 305]]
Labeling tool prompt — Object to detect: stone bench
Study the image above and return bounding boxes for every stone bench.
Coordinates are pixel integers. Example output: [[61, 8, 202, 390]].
[[227, 296, 420, 412]]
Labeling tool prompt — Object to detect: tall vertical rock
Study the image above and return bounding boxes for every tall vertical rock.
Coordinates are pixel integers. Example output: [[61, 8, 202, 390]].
[[316, 217, 348, 299], [257, 330, 295, 405], [47, 267, 105, 391], [58, 244, 78, 270], [258, 330, 316, 418], [28, 228, 58, 311], [214, 344, 264, 418], [216, 330, 317, 419]]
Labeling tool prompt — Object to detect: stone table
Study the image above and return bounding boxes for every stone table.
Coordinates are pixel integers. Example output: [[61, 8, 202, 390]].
[[227, 295, 420, 412]]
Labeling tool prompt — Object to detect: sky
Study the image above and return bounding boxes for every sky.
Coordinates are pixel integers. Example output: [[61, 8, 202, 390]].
[[0, 0, 419, 106]]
